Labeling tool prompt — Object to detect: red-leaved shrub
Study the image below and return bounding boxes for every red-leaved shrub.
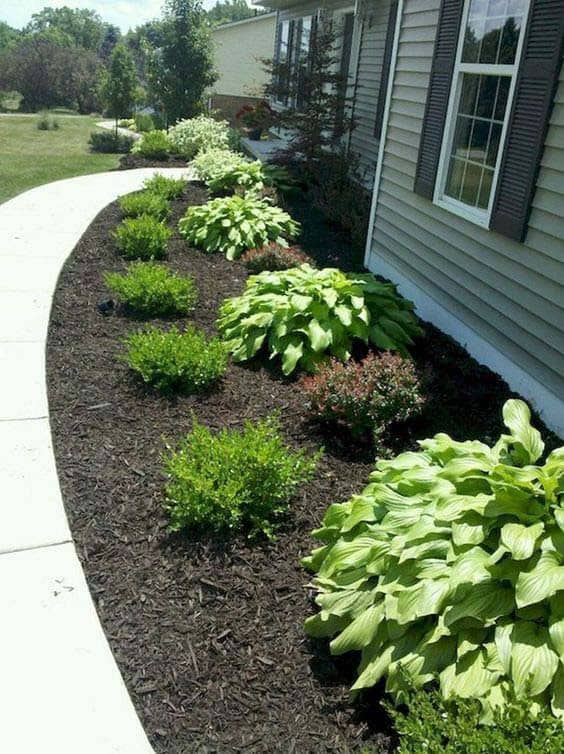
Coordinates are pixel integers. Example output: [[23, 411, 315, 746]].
[[301, 352, 424, 443], [241, 242, 314, 273]]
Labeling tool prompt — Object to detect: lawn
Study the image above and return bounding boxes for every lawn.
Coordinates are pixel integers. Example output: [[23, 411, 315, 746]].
[[0, 114, 120, 204]]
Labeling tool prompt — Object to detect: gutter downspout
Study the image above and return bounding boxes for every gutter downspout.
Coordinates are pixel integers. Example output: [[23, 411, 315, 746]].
[[363, 0, 404, 268]]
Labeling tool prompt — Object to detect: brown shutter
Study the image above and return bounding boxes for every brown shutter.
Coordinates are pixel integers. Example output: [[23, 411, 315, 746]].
[[490, 1, 564, 242], [374, 0, 399, 139], [414, 0, 464, 198]]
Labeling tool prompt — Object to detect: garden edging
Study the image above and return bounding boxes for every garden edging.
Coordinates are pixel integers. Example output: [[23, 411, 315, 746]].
[[0, 169, 191, 754]]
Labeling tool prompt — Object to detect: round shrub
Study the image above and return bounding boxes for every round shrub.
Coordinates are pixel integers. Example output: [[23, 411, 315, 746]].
[[218, 265, 422, 375], [118, 191, 170, 220], [142, 173, 186, 200], [192, 148, 246, 184], [303, 400, 564, 720], [301, 352, 424, 442], [124, 325, 228, 394], [113, 216, 171, 260], [163, 414, 321, 538], [89, 130, 134, 154], [241, 242, 314, 272], [104, 262, 197, 317], [168, 115, 230, 159], [178, 194, 300, 260], [131, 130, 173, 159]]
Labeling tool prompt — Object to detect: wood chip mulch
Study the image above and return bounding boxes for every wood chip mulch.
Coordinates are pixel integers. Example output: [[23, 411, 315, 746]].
[[46, 184, 555, 754]]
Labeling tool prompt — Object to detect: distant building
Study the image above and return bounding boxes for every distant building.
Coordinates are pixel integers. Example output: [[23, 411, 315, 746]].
[[210, 12, 277, 122]]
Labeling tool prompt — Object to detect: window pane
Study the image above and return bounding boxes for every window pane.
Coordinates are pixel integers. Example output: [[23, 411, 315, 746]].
[[477, 168, 494, 208], [461, 0, 526, 64], [445, 158, 466, 200], [443, 73, 512, 211]]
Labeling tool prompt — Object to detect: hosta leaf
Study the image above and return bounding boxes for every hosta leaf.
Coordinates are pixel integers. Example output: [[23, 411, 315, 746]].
[[395, 578, 450, 624], [440, 648, 499, 699], [330, 603, 385, 655], [510, 621, 559, 696], [281, 340, 303, 375], [444, 581, 514, 627], [494, 622, 513, 674], [500, 521, 544, 560], [549, 613, 564, 657], [502, 398, 544, 465], [551, 663, 564, 719], [452, 515, 486, 546], [304, 612, 349, 638], [318, 536, 380, 578], [307, 318, 332, 352], [516, 551, 564, 608]]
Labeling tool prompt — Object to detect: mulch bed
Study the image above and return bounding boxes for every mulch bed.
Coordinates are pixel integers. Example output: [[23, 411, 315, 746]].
[[46, 184, 556, 754]]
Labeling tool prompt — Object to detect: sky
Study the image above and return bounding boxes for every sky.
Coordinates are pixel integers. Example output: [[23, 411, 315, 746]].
[[0, 0, 225, 33]]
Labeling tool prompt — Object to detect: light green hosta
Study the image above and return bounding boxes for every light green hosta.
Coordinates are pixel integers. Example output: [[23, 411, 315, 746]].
[[178, 194, 300, 260], [208, 160, 265, 194], [192, 148, 246, 183], [217, 264, 421, 375], [303, 400, 564, 720]]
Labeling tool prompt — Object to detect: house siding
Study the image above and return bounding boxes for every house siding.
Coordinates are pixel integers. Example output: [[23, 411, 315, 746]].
[[368, 0, 564, 424]]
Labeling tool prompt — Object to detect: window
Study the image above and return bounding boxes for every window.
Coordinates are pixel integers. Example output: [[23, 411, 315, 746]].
[[274, 16, 313, 108], [434, 0, 529, 225]]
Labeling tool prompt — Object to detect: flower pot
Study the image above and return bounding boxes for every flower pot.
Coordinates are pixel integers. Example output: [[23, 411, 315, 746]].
[[247, 127, 262, 141]]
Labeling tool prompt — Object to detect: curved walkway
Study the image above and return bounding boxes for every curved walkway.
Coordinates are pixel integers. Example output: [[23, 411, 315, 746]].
[[0, 168, 190, 754]]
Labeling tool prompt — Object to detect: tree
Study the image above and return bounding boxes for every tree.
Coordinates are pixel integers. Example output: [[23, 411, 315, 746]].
[[0, 33, 100, 112], [0, 21, 20, 53], [146, 0, 217, 125], [99, 24, 122, 61], [264, 18, 354, 162], [207, 0, 257, 26], [100, 43, 138, 131], [25, 6, 105, 52]]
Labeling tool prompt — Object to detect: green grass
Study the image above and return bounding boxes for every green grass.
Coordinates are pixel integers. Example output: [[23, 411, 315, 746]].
[[0, 114, 121, 204]]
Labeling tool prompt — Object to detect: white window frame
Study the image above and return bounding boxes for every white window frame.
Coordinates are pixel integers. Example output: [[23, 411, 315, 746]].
[[433, 0, 531, 227]]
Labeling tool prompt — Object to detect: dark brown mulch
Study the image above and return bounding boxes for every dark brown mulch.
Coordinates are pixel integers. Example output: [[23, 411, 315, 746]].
[[117, 153, 190, 170], [46, 185, 557, 754]]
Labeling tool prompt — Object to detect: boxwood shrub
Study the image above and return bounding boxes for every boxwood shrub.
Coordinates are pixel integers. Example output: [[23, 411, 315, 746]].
[[113, 216, 171, 260], [143, 173, 186, 200], [118, 191, 170, 220], [124, 325, 228, 393], [104, 262, 197, 317], [131, 130, 173, 159], [163, 414, 320, 538]]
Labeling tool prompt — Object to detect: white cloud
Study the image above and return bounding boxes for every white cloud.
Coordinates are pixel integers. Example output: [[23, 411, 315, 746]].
[[1, 0, 221, 33]]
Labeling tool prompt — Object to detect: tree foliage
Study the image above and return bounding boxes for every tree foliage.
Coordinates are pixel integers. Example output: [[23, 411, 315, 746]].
[[146, 0, 217, 124], [100, 42, 138, 123], [25, 6, 107, 52], [207, 0, 257, 26]]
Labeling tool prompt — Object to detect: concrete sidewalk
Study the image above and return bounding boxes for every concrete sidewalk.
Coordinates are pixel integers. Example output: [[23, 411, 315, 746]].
[[0, 168, 191, 753]]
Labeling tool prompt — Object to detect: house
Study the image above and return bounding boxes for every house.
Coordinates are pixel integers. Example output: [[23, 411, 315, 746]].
[[258, 0, 564, 437], [210, 12, 277, 122]]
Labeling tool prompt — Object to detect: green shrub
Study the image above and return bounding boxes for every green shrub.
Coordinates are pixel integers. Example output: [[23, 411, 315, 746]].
[[37, 111, 60, 131], [301, 352, 424, 443], [192, 148, 247, 184], [168, 115, 231, 159], [113, 216, 171, 260], [104, 262, 197, 317], [303, 400, 564, 720], [89, 130, 134, 153], [131, 130, 173, 159], [163, 415, 320, 537], [118, 118, 135, 129], [203, 159, 296, 197], [388, 686, 564, 754], [178, 195, 300, 260], [218, 265, 422, 375], [134, 112, 154, 132], [142, 173, 186, 200], [241, 242, 314, 272], [124, 325, 227, 393], [0, 90, 23, 112], [118, 191, 170, 220]]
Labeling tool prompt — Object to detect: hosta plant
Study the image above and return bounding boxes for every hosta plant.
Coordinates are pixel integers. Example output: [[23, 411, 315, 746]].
[[118, 191, 170, 220], [192, 148, 246, 183], [303, 400, 564, 720], [217, 264, 421, 375], [143, 173, 186, 200], [168, 116, 230, 159], [104, 262, 197, 317], [178, 195, 300, 260]]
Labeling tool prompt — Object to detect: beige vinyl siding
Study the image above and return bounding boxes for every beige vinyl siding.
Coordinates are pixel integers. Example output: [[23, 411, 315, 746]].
[[368, 0, 564, 399], [349, 0, 391, 186]]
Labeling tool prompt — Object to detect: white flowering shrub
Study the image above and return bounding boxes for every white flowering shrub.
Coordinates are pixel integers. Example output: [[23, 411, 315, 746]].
[[168, 116, 231, 159]]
